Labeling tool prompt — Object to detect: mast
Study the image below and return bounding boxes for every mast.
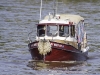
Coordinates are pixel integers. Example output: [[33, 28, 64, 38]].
[[40, 0, 43, 21], [53, 0, 58, 17]]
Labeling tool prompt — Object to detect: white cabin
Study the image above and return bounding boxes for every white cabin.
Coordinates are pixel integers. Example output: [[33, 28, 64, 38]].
[[36, 14, 87, 50]]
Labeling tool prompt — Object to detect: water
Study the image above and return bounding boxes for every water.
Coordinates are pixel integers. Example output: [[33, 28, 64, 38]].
[[0, 0, 100, 75]]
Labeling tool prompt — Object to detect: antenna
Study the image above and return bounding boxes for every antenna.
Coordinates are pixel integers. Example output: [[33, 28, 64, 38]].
[[40, 0, 42, 21], [56, 0, 58, 15]]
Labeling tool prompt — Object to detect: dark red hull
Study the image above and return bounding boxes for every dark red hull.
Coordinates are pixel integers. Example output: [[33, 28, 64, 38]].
[[28, 41, 88, 61]]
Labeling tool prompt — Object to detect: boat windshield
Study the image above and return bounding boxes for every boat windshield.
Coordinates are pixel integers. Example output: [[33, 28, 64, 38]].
[[47, 25, 58, 36], [37, 25, 75, 37]]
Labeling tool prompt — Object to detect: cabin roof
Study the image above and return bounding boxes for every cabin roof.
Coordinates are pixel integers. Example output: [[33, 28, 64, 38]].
[[39, 14, 84, 25]]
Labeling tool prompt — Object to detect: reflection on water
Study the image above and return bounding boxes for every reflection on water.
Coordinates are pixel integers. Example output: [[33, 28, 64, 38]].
[[27, 60, 87, 70], [0, 0, 100, 75]]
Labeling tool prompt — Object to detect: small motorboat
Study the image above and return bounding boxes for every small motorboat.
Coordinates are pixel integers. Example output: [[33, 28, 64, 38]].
[[28, 0, 89, 61]]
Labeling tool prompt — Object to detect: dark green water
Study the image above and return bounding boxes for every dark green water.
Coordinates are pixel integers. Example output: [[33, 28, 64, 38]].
[[0, 0, 100, 75]]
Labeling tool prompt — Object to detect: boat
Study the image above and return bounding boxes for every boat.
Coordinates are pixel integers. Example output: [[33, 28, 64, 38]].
[[28, 0, 89, 61]]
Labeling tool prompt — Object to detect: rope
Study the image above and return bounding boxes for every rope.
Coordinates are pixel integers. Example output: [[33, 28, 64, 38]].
[[38, 40, 51, 55]]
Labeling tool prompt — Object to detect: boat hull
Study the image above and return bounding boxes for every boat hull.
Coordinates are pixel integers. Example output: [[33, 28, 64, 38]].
[[28, 41, 88, 61]]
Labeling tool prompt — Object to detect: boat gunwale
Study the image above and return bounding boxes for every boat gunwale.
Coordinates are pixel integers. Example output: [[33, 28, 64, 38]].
[[28, 41, 83, 54]]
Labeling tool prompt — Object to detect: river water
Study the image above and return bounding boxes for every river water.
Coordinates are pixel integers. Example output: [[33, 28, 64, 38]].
[[0, 0, 100, 75]]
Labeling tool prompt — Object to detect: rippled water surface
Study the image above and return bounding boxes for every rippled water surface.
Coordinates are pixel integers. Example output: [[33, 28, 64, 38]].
[[0, 0, 100, 75]]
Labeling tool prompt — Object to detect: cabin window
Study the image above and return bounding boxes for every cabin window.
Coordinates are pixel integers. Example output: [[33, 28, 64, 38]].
[[59, 25, 69, 37], [47, 25, 58, 36], [70, 25, 75, 37], [76, 22, 84, 43], [59, 25, 75, 37], [37, 25, 45, 36]]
